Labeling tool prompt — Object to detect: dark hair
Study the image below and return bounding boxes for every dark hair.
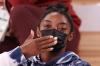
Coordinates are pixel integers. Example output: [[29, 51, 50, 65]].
[[41, 3, 74, 32]]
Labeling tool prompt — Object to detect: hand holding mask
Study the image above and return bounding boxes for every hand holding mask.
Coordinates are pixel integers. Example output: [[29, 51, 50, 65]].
[[41, 29, 67, 52]]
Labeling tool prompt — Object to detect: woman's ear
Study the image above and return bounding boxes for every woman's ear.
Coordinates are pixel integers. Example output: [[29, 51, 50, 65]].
[[36, 27, 41, 37], [67, 32, 74, 42]]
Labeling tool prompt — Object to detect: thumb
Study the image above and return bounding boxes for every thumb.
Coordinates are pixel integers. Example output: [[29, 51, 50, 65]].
[[26, 29, 34, 39], [31, 29, 34, 37]]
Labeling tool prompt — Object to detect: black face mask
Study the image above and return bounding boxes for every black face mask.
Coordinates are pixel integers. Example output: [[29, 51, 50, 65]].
[[41, 29, 67, 52]]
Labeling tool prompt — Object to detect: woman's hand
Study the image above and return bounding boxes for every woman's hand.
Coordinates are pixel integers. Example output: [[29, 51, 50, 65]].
[[20, 30, 57, 58]]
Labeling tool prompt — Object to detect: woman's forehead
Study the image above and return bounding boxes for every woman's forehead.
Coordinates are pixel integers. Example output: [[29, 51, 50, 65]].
[[43, 12, 68, 24]]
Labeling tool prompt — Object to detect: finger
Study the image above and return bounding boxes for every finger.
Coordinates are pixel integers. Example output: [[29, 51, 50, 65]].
[[39, 38, 54, 45], [26, 30, 34, 40], [31, 29, 34, 37], [35, 35, 53, 42], [41, 40, 57, 49], [41, 47, 54, 52], [40, 37, 58, 45]]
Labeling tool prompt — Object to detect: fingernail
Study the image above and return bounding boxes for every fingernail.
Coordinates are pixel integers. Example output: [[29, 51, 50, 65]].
[[31, 30, 34, 37], [50, 48, 54, 50], [54, 40, 57, 44], [49, 35, 53, 38], [54, 37, 58, 40]]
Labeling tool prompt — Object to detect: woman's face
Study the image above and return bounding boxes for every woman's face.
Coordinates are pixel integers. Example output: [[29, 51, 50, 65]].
[[40, 12, 71, 35]]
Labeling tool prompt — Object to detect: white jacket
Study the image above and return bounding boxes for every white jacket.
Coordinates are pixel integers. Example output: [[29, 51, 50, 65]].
[[0, 52, 18, 66], [0, 47, 26, 66]]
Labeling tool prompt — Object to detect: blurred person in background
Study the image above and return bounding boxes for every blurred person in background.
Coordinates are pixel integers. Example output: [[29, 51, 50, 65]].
[[0, 0, 3, 6], [0, 1, 44, 53]]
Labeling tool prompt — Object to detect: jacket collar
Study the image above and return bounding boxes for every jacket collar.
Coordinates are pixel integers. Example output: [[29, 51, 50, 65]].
[[32, 51, 79, 65]]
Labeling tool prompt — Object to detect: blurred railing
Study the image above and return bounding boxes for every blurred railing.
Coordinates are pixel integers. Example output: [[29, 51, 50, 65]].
[[79, 32, 100, 66]]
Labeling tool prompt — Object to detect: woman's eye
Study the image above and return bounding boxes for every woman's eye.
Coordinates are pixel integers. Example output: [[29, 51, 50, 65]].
[[57, 27, 67, 32], [61, 28, 66, 31], [61, 28, 67, 31], [44, 25, 52, 29]]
